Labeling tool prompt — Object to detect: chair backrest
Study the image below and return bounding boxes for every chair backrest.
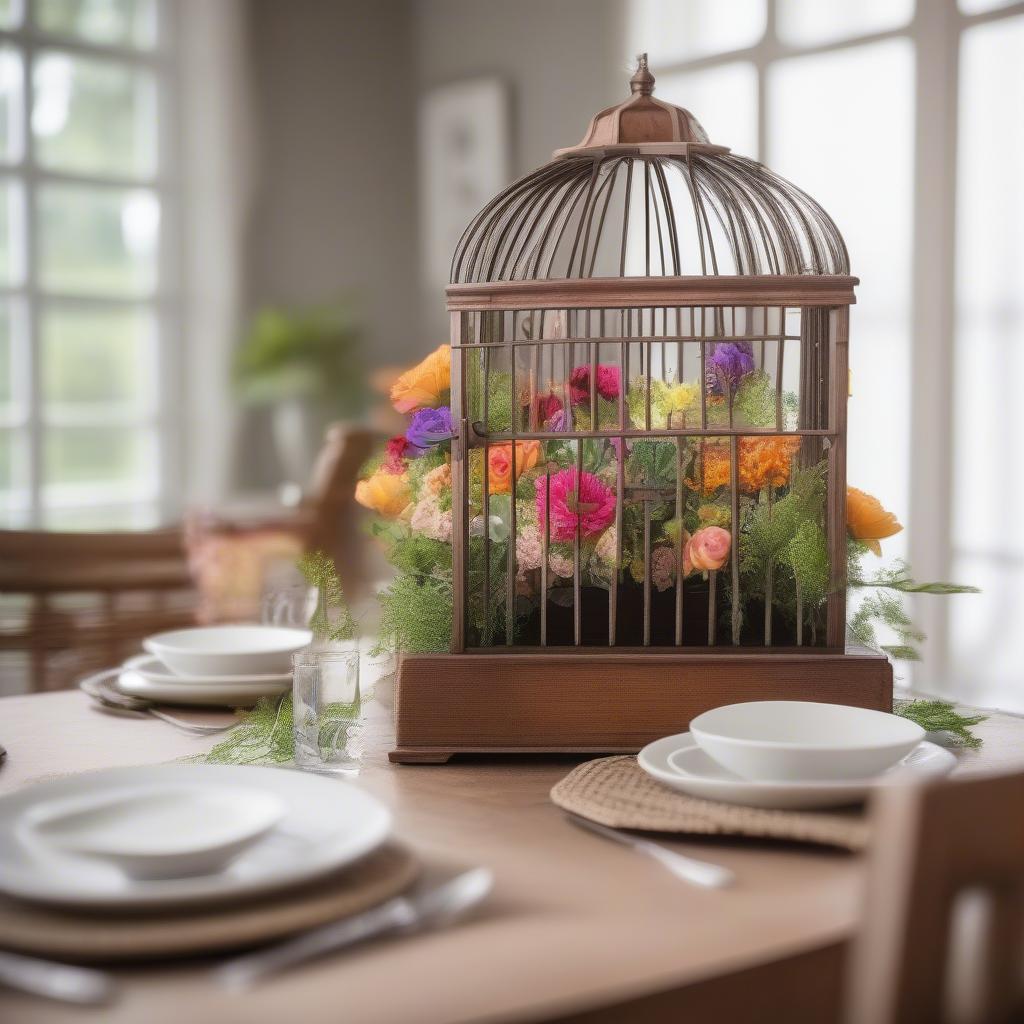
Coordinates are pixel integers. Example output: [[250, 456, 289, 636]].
[[846, 771, 1024, 1024], [0, 527, 195, 692], [304, 422, 376, 597]]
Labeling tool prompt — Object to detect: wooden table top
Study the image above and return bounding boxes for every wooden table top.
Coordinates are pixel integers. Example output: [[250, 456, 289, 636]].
[[0, 687, 1021, 1024]]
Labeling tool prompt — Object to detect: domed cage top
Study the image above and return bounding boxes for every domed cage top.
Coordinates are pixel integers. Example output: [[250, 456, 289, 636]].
[[452, 56, 848, 283], [444, 56, 859, 655]]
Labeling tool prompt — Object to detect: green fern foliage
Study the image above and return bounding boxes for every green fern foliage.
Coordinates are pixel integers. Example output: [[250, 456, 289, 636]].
[[846, 544, 979, 661], [375, 572, 453, 654], [741, 462, 827, 582], [733, 371, 776, 428], [203, 695, 294, 766], [787, 520, 830, 609], [895, 699, 986, 749], [849, 592, 925, 661], [297, 550, 356, 642]]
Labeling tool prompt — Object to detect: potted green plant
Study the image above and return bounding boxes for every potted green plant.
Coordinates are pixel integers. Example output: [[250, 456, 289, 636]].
[[234, 303, 366, 484]]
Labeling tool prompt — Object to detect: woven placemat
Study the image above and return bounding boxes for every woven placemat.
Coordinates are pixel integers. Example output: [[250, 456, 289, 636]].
[[0, 843, 419, 962], [550, 757, 870, 851]]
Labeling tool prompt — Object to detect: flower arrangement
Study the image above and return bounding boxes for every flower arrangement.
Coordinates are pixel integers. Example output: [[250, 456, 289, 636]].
[[357, 344, 976, 657]]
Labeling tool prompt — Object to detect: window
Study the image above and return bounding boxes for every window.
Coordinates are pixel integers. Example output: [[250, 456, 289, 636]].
[[628, 0, 1024, 710], [0, 0, 176, 531]]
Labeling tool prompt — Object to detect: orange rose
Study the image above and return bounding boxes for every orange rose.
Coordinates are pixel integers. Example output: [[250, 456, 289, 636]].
[[390, 345, 451, 414], [355, 471, 411, 519], [847, 487, 902, 556], [487, 441, 541, 494]]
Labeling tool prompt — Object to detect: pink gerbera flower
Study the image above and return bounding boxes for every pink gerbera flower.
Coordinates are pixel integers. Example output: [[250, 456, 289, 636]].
[[535, 468, 616, 542], [568, 364, 621, 406]]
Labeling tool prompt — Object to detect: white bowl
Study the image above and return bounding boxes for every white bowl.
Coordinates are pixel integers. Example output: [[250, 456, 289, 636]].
[[689, 701, 925, 782], [17, 785, 285, 881], [144, 625, 311, 677]]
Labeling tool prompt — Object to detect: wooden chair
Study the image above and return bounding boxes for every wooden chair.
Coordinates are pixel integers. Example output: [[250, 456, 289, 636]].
[[185, 422, 378, 623], [846, 771, 1024, 1024], [0, 423, 377, 692], [0, 528, 196, 693], [304, 421, 376, 595]]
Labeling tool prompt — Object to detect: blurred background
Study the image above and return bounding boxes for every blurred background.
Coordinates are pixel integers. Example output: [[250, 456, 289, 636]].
[[0, 0, 1020, 708]]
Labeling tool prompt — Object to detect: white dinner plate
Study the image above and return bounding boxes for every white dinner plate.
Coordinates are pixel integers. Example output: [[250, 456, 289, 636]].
[[0, 765, 392, 909], [116, 669, 289, 707], [124, 654, 291, 687], [638, 733, 956, 810]]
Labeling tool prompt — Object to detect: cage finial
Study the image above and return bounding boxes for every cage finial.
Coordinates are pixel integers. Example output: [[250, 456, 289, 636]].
[[630, 52, 655, 96]]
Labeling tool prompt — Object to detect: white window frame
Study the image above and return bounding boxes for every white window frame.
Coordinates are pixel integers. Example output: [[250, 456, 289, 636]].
[[0, 0, 180, 530], [628, 0, 1024, 695]]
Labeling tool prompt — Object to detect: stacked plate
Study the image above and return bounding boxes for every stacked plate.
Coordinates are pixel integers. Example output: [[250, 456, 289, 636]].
[[638, 701, 957, 810], [89, 625, 311, 708], [0, 765, 391, 910]]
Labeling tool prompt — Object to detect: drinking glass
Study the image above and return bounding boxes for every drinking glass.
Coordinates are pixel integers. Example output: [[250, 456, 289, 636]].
[[292, 650, 363, 774]]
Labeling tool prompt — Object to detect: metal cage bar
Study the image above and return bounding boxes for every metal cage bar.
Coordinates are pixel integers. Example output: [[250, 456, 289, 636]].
[[452, 289, 846, 653]]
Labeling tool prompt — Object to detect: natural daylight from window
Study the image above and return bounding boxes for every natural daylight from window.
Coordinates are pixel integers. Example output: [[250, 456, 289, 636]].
[[627, 0, 1024, 710], [0, 0, 170, 532]]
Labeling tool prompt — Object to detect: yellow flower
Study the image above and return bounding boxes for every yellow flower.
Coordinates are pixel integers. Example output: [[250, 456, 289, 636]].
[[847, 486, 902, 556], [661, 382, 699, 425], [390, 344, 451, 414], [355, 471, 411, 519]]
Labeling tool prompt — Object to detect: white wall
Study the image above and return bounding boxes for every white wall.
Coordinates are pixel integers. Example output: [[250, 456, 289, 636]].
[[412, 0, 623, 340], [245, 0, 418, 367]]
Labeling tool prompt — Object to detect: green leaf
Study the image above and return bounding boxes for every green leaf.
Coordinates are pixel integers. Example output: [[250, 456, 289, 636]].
[[852, 558, 980, 595], [786, 520, 829, 608], [375, 572, 453, 653], [895, 699, 985, 749], [297, 550, 356, 641]]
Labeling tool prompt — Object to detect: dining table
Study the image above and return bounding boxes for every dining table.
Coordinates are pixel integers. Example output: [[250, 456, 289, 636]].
[[1, 685, 1022, 1024]]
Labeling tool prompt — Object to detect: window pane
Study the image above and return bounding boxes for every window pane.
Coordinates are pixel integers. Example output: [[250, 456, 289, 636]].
[[37, 184, 159, 296], [768, 40, 914, 554], [44, 501, 160, 531], [629, 0, 766, 64], [960, 0, 1020, 13], [0, 426, 29, 526], [777, 0, 914, 46], [0, 0, 22, 29], [35, 0, 158, 49], [0, 178, 24, 286], [33, 51, 157, 177], [658, 62, 758, 159], [0, 301, 11, 410], [41, 305, 156, 413], [0, 46, 23, 162], [43, 425, 156, 493], [950, 15, 1024, 708]]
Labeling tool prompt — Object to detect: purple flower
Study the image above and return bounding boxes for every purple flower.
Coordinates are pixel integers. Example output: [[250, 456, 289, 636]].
[[546, 408, 567, 432], [705, 342, 755, 396], [406, 405, 453, 453]]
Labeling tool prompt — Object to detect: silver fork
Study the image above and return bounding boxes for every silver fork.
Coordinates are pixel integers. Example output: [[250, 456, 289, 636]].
[[566, 814, 735, 889], [0, 951, 115, 1006], [79, 669, 234, 735]]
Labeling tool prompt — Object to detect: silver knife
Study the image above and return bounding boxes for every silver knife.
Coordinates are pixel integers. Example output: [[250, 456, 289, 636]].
[[567, 814, 734, 889], [0, 951, 116, 1006], [214, 866, 493, 989]]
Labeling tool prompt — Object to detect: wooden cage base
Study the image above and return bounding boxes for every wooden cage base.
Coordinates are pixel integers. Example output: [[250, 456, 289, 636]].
[[389, 647, 893, 764]]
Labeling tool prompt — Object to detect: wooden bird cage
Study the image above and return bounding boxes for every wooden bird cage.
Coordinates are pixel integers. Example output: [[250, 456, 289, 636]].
[[391, 56, 891, 764]]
